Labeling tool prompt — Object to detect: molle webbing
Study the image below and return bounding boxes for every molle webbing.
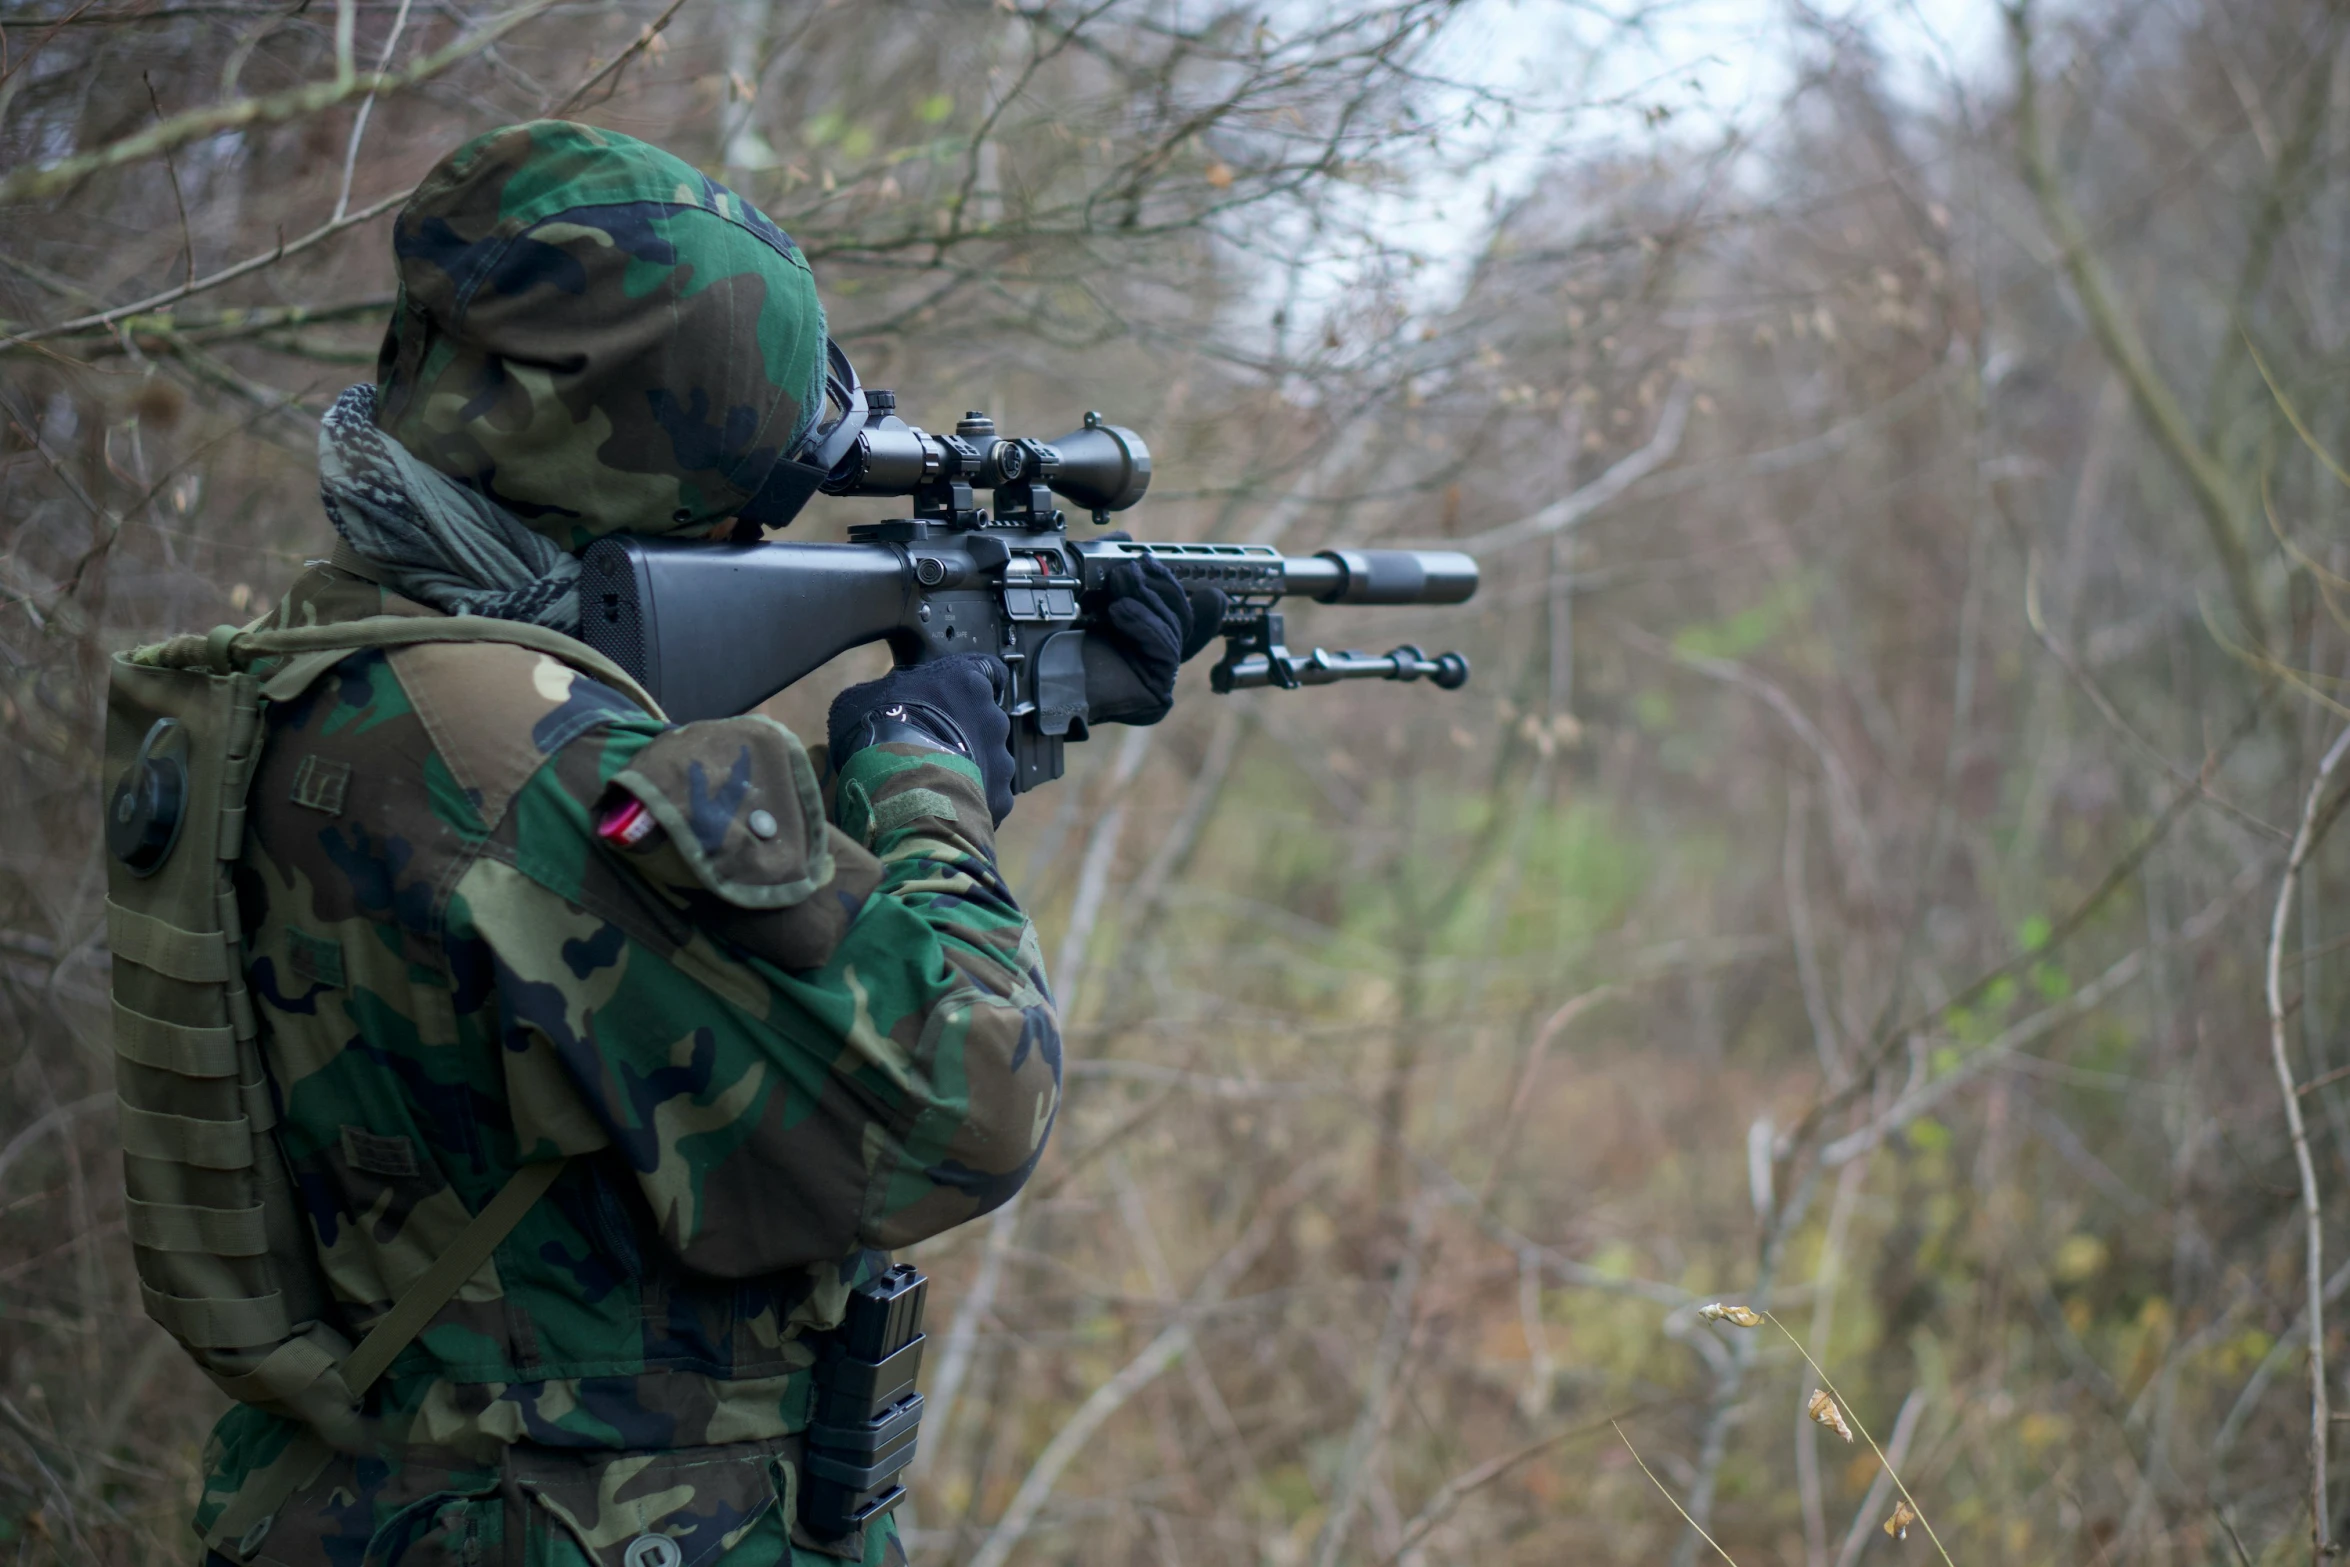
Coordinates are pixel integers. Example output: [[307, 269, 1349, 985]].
[[105, 649, 294, 1420], [110, 999, 237, 1076], [107, 903, 234, 982]]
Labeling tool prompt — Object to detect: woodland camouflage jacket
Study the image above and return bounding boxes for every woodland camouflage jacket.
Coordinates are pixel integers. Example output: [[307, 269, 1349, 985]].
[[193, 558, 1061, 1567]]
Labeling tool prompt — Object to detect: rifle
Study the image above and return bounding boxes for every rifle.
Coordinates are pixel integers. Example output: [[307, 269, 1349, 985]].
[[579, 379, 1479, 793]]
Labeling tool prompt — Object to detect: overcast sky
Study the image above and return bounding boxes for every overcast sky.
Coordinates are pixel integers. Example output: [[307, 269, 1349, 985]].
[[1417, 0, 2003, 276]]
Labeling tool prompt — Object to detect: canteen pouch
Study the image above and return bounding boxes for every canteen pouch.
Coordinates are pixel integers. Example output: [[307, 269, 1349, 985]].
[[103, 648, 364, 1443]]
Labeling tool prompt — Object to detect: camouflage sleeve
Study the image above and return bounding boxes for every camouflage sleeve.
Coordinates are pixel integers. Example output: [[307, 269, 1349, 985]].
[[463, 709, 1060, 1278]]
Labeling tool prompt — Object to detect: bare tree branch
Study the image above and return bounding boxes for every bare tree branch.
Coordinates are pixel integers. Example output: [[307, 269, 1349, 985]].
[[2264, 723, 2350, 1556], [0, 0, 561, 206]]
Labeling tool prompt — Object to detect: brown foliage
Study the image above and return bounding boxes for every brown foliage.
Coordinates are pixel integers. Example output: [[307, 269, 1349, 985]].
[[7, 0, 2350, 1563]]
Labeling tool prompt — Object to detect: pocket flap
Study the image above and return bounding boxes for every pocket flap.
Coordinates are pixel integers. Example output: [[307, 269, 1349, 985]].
[[515, 1441, 786, 1567], [611, 717, 831, 909]]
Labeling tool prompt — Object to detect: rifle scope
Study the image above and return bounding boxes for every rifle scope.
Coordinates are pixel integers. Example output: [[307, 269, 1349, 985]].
[[820, 395, 1150, 520]]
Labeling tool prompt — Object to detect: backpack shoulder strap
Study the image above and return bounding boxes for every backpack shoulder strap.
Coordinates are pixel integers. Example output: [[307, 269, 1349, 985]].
[[133, 616, 667, 723], [202, 1157, 571, 1558]]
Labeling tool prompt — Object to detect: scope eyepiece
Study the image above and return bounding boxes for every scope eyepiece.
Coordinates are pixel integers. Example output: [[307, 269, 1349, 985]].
[[822, 421, 939, 494]]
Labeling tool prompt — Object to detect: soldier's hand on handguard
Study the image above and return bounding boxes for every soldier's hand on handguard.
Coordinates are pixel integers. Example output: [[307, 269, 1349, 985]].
[[828, 653, 1019, 826], [1089, 539, 1227, 727]]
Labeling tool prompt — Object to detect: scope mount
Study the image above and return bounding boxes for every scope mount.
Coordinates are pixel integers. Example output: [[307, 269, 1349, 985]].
[[836, 393, 1066, 538], [826, 393, 1148, 540]]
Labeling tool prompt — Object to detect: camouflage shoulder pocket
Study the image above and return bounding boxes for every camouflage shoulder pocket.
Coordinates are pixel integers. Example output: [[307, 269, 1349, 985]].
[[610, 716, 832, 909]]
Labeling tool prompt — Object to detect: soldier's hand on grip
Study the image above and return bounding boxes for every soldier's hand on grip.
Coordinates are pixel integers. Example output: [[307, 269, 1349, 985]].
[[828, 654, 1018, 827], [1089, 541, 1225, 727]]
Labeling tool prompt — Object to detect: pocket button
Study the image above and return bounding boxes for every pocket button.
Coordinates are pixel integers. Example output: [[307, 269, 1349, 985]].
[[623, 1535, 683, 1567]]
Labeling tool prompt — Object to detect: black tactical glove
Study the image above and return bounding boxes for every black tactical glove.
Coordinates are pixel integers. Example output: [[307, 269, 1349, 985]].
[[1089, 543, 1226, 727], [828, 654, 1017, 827]]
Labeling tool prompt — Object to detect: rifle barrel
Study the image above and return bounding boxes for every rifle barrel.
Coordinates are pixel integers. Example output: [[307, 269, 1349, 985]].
[[1285, 548, 1478, 605], [1099, 543, 1478, 606]]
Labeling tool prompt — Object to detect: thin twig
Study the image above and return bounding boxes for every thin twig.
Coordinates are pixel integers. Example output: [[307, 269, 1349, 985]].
[[1052, 725, 1152, 1020], [0, 0, 562, 206], [1310, 1192, 1435, 1567], [1819, 860, 2267, 1167], [911, 1195, 1020, 1487], [0, 1094, 111, 1188], [1372, 1412, 1643, 1567], [963, 1174, 1309, 1567], [1799, 1160, 1867, 1567], [0, 0, 674, 354], [2246, 335, 2350, 494], [2020, 546, 2281, 839], [1454, 381, 1692, 556], [1477, 984, 1622, 1207], [141, 73, 195, 290], [1781, 697, 2269, 1167], [1784, 777, 1843, 1088], [1613, 1422, 1739, 1565], [0, 191, 411, 351], [1830, 1390, 1926, 1567], [333, 0, 415, 221], [1621, 623, 1878, 896], [2006, 0, 2265, 646], [1759, 1312, 1953, 1567], [0, 0, 97, 89], [2266, 723, 2350, 1556], [546, 0, 693, 116]]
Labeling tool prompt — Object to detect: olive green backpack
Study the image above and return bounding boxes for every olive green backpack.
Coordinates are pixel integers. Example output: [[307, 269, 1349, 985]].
[[101, 616, 660, 1552]]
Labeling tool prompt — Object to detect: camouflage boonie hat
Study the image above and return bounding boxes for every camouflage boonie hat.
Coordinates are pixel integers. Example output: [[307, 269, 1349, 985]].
[[375, 120, 828, 548]]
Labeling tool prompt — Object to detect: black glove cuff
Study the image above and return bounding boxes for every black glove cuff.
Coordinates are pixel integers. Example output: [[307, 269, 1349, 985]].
[[860, 701, 973, 759]]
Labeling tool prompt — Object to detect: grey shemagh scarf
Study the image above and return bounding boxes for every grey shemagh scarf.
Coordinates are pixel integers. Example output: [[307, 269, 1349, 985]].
[[318, 383, 580, 631]]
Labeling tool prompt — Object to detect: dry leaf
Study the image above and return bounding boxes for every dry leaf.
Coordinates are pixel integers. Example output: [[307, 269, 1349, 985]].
[[1698, 1302, 1763, 1328], [1806, 1388, 1853, 1442], [1883, 1499, 1917, 1539], [1204, 161, 1235, 189]]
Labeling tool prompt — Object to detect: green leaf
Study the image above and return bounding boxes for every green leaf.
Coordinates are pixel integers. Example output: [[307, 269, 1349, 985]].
[[1590, 1240, 1639, 1280], [1668, 576, 1813, 661], [2052, 1233, 2106, 1282], [917, 93, 955, 124]]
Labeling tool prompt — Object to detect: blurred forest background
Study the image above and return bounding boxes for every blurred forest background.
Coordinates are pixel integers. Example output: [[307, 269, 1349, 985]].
[[7, 0, 2350, 1561]]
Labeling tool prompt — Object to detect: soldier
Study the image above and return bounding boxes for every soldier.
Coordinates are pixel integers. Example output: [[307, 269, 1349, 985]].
[[173, 121, 1219, 1566]]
